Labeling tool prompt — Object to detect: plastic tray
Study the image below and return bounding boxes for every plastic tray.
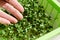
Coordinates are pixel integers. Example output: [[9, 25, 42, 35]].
[[36, 0, 60, 40]]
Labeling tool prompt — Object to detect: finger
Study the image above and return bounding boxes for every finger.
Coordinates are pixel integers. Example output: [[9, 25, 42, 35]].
[[0, 17, 10, 25], [0, 10, 18, 23], [1, 2, 23, 20], [0, 0, 6, 7], [6, 0, 24, 12]]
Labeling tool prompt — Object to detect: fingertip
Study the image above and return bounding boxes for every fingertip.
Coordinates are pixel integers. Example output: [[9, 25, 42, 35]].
[[17, 13, 23, 20], [20, 6, 24, 13], [0, 17, 11, 25], [20, 14, 23, 20], [6, 21, 11, 25], [13, 19, 18, 24]]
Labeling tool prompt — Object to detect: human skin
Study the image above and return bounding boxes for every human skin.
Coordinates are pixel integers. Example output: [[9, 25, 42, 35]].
[[0, 0, 24, 24]]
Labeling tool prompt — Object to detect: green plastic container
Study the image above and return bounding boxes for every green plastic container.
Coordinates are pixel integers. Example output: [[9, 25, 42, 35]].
[[36, 0, 60, 40], [0, 0, 60, 40]]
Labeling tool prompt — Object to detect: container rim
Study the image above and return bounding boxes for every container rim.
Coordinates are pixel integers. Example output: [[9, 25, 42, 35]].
[[47, 0, 60, 13]]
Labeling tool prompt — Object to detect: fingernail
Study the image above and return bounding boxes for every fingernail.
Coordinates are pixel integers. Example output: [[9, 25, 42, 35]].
[[11, 18, 18, 24], [20, 6, 24, 12], [18, 13, 23, 20], [20, 14, 23, 20], [6, 21, 11, 24]]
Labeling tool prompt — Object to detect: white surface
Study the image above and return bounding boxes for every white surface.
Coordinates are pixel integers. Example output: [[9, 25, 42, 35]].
[[50, 34, 60, 40], [52, 0, 60, 7]]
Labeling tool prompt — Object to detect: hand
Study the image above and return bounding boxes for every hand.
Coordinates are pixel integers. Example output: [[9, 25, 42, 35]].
[[0, 0, 24, 24]]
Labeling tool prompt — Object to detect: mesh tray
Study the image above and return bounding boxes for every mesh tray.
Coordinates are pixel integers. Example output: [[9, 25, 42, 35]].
[[0, 0, 60, 40], [36, 0, 60, 40]]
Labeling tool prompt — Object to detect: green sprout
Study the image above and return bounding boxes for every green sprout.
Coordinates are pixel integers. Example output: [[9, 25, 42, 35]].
[[0, 0, 53, 40]]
